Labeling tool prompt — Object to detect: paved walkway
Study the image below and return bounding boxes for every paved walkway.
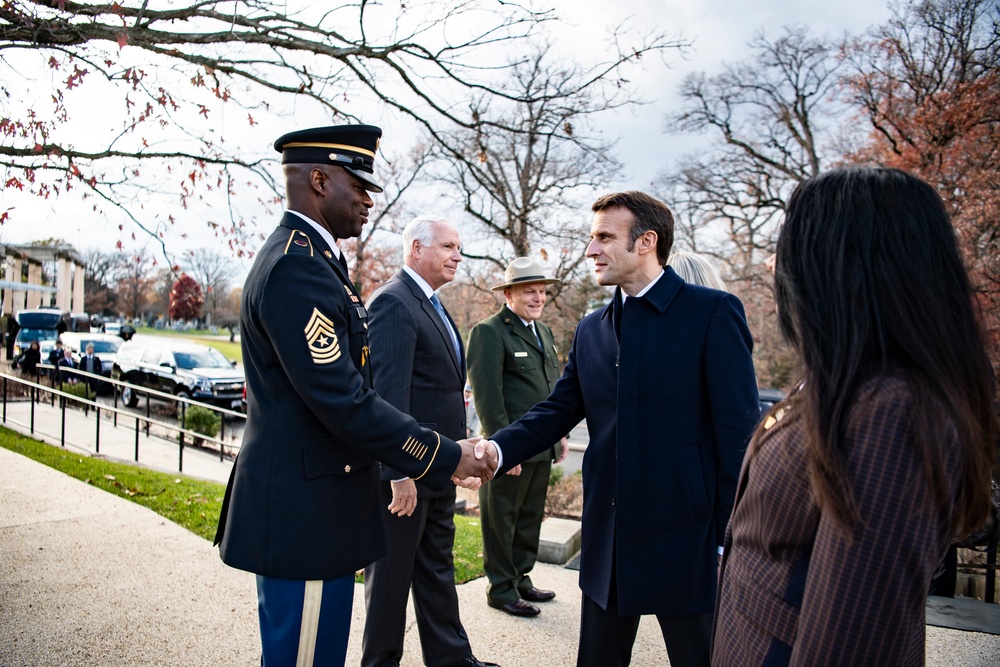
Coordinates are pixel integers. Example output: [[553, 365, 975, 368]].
[[1, 397, 998, 665]]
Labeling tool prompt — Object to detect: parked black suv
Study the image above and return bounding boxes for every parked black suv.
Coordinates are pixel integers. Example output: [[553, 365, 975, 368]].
[[112, 339, 245, 411]]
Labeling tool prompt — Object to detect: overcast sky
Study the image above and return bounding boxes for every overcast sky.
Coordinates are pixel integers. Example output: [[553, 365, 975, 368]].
[[2, 0, 892, 271]]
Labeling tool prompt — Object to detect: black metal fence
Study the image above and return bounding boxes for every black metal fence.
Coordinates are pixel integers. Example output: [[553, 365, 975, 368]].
[[2, 363, 244, 474]]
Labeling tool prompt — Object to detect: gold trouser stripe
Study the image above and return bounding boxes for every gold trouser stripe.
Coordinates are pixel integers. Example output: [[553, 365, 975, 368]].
[[411, 431, 441, 481], [296, 580, 323, 667]]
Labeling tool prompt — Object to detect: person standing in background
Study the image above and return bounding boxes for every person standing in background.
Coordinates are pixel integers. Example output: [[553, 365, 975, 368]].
[[467, 257, 568, 618], [362, 215, 499, 667], [668, 251, 726, 291]]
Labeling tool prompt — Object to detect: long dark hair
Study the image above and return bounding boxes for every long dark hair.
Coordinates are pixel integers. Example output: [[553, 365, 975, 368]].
[[774, 167, 996, 538]]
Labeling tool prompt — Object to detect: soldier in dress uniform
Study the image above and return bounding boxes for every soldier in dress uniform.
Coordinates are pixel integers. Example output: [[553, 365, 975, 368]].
[[214, 125, 498, 667]]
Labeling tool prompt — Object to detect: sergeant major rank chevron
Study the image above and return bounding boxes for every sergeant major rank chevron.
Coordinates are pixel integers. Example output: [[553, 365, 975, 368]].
[[304, 307, 341, 364]]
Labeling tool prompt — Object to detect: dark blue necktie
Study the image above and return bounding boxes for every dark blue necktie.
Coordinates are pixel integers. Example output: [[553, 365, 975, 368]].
[[430, 293, 461, 361]]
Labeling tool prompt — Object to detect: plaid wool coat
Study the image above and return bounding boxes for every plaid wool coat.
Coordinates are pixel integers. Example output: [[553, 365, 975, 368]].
[[712, 377, 963, 666]]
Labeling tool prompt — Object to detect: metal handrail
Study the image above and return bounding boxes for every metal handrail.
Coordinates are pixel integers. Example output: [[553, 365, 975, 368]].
[[1, 369, 242, 473]]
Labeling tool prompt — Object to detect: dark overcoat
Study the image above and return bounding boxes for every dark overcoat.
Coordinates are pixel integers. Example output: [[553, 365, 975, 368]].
[[492, 268, 760, 615], [215, 213, 460, 580]]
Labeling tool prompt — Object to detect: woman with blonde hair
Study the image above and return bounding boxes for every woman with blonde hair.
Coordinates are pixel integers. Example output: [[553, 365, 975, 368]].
[[712, 167, 997, 666], [667, 251, 726, 291]]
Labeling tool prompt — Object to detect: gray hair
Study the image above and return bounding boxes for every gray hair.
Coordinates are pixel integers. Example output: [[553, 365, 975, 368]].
[[668, 251, 727, 291], [402, 215, 452, 258]]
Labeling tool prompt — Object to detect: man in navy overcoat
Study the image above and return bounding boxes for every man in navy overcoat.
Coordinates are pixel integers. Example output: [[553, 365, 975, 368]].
[[489, 191, 760, 667]]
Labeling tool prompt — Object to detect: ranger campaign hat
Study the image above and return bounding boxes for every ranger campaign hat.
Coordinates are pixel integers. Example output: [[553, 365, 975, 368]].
[[274, 124, 384, 193], [491, 257, 561, 291]]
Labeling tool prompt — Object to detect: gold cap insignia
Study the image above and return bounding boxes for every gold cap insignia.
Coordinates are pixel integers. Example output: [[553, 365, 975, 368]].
[[304, 308, 341, 364]]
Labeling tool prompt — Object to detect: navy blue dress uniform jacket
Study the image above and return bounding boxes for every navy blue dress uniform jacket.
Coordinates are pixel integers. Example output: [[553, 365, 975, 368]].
[[491, 268, 760, 615], [215, 213, 461, 581]]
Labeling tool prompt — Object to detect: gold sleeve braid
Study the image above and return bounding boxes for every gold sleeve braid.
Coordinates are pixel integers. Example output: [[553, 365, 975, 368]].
[[410, 431, 441, 481]]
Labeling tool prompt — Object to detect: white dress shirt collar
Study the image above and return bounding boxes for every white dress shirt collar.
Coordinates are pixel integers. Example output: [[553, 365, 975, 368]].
[[403, 265, 436, 299], [622, 269, 665, 302]]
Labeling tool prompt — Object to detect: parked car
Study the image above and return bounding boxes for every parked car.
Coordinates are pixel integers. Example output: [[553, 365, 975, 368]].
[[112, 339, 245, 411], [757, 387, 787, 414]]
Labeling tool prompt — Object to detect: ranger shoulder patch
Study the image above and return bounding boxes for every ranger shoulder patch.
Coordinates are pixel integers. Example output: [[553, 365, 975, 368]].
[[304, 307, 341, 364]]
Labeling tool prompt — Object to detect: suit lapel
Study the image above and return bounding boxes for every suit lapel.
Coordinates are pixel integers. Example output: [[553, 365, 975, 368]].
[[397, 271, 464, 379]]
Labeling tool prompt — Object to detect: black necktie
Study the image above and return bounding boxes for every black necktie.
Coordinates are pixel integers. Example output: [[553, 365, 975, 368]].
[[336, 251, 350, 277], [530, 322, 544, 358]]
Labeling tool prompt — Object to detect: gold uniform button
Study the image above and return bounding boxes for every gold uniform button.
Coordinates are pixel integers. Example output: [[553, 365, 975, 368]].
[[344, 465, 351, 474]]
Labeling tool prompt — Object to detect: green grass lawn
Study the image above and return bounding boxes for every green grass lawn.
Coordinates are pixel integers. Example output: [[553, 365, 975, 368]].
[[136, 327, 242, 363], [0, 426, 486, 582]]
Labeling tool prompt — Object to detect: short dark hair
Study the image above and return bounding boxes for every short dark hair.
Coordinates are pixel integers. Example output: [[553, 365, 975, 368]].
[[592, 191, 674, 264]]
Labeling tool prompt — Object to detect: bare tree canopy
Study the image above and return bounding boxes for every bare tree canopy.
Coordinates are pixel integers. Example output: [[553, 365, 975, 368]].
[[658, 0, 1000, 386], [660, 26, 845, 282], [0, 0, 563, 253], [432, 40, 687, 303], [844, 0, 1000, 365]]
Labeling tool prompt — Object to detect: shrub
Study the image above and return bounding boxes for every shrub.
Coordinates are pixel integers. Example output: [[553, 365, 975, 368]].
[[60, 382, 96, 401], [545, 469, 583, 519], [549, 464, 564, 487], [181, 405, 221, 446]]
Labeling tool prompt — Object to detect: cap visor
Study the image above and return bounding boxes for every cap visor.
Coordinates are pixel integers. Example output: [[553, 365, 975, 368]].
[[344, 166, 383, 193]]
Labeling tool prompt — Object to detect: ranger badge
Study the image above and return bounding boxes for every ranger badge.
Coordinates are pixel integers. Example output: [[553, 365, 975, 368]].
[[304, 307, 341, 364]]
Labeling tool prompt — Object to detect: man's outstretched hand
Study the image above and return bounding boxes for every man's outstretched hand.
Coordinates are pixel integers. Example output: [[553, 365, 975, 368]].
[[452, 437, 498, 489]]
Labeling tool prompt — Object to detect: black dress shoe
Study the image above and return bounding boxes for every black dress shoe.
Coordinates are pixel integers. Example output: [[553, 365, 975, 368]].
[[521, 587, 556, 603], [488, 598, 540, 617], [451, 657, 500, 667]]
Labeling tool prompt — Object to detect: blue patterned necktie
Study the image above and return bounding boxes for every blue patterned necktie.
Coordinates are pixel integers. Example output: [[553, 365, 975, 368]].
[[430, 293, 461, 361]]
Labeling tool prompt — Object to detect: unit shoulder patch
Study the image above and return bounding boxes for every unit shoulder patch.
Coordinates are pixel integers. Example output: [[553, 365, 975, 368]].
[[304, 307, 341, 364]]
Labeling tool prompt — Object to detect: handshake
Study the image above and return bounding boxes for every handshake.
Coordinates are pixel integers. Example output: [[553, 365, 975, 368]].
[[451, 437, 499, 490]]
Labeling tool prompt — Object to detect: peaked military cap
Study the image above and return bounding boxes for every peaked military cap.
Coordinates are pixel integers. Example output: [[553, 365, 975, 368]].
[[274, 124, 384, 193]]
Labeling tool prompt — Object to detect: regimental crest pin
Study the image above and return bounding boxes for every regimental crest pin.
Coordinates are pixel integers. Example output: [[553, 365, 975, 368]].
[[304, 307, 341, 364], [344, 285, 360, 303]]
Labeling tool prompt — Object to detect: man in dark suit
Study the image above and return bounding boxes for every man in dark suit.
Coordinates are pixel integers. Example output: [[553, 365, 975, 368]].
[[48, 339, 66, 383], [362, 216, 497, 667], [466, 257, 567, 618], [214, 127, 497, 667], [487, 191, 760, 667], [79, 343, 103, 392]]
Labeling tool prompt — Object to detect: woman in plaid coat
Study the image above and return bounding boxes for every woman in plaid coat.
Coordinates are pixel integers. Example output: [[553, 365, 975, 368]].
[[712, 168, 997, 666]]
